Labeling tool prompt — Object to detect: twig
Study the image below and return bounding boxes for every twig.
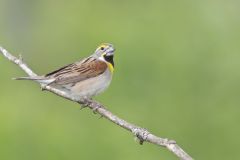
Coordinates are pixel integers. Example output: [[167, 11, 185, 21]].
[[0, 46, 193, 160]]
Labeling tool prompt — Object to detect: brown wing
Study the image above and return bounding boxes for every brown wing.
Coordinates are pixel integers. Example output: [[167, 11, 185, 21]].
[[45, 57, 107, 85]]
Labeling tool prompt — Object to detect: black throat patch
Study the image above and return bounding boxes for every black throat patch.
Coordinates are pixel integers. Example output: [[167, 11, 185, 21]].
[[104, 55, 114, 67]]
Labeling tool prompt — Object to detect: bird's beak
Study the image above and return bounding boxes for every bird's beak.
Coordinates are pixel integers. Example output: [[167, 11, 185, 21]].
[[106, 48, 115, 56]]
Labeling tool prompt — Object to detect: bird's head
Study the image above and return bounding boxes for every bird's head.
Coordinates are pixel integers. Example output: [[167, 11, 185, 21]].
[[94, 43, 115, 70]]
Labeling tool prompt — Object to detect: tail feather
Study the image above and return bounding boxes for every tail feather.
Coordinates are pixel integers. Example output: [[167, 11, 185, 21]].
[[13, 76, 55, 84], [13, 76, 44, 81]]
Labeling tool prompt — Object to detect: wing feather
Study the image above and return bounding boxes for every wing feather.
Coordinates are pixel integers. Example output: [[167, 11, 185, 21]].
[[44, 57, 107, 85]]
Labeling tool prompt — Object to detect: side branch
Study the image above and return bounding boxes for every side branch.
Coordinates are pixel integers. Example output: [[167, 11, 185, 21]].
[[0, 46, 193, 160]]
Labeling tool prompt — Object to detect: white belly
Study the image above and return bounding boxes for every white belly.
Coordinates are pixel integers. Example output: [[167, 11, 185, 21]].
[[68, 69, 112, 100]]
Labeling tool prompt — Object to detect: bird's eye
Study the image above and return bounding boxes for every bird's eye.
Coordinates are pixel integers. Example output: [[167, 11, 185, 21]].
[[100, 47, 105, 50]]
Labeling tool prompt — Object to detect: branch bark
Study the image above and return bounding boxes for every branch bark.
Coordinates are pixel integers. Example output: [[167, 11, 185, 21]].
[[0, 46, 193, 160]]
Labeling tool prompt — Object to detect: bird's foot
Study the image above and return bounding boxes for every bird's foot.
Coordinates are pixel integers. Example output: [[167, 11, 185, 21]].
[[92, 104, 101, 114], [78, 97, 103, 114], [78, 97, 92, 110]]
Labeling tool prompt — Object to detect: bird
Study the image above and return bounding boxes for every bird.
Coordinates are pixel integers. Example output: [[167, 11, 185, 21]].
[[15, 43, 115, 101]]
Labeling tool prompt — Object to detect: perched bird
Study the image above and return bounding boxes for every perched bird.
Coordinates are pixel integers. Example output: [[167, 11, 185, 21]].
[[15, 43, 115, 101]]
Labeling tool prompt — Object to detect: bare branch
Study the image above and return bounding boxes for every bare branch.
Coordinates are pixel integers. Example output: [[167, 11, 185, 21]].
[[0, 46, 193, 160]]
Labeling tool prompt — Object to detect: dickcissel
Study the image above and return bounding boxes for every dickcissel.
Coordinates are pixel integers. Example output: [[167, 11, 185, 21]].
[[16, 43, 115, 101]]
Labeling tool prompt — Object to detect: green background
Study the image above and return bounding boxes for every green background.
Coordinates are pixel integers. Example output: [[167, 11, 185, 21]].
[[0, 0, 240, 159]]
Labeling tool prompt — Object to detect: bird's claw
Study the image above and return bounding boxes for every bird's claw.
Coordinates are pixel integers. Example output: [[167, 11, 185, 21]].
[[80, 105, 87, 110], [78, 97, 92, 110], [92, 105, 101, 114], [78, 98, 102, 114]]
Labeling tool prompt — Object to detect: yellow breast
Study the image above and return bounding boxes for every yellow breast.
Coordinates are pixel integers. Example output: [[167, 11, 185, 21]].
[[106, 62, 114, 73]]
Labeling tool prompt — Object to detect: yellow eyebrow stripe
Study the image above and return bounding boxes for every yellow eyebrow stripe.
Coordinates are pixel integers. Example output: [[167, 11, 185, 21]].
[[97, 44, 107, 50]]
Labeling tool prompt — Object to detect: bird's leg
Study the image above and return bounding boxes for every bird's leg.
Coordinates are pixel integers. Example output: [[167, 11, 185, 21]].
[[78, 97, 91, 110], [79, 104, 86, 110], [78, 97, 103, 116], [91, 100, 103, 114]]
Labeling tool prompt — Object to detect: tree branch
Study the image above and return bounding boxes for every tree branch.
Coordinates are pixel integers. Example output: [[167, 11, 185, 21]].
[[0, 46, 193, 160]]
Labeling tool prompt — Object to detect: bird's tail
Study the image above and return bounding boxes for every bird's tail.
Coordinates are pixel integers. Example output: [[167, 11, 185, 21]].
[[13, 76, 44, 81], [13, 76, 55, 84]]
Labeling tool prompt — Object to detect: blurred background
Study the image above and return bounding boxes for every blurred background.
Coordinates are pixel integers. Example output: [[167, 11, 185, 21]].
[[0, 0, 240, 159]]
